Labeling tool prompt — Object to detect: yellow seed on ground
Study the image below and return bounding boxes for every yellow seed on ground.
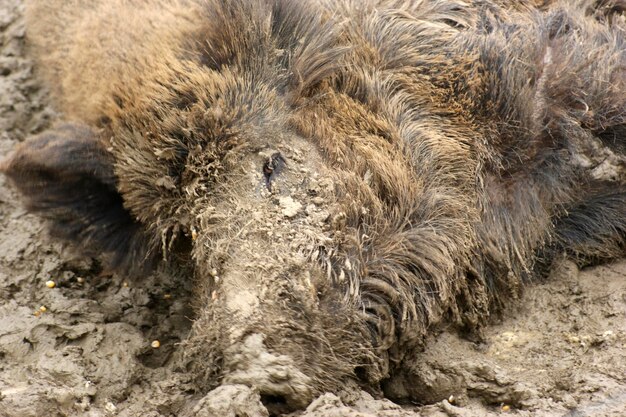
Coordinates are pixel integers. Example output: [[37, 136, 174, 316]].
[[163, 294, 172, 300], [122, 281, 129, 287], [39, 306, 47, 313], [191, 228, 198, 241], [211, 290, 218, 300], [76, 277, 85, 284], [45, 280, 56, 288], [501, 405, 511, 412], [151, 340, 160, 348], [33, 311, 41, 317]]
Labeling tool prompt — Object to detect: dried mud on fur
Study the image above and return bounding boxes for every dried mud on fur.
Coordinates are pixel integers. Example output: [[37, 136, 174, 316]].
[[1, 1, 625, 416]]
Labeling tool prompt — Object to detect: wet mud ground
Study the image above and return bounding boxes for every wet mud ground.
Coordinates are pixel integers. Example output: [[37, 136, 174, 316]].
[[0, 1, 625, 416]]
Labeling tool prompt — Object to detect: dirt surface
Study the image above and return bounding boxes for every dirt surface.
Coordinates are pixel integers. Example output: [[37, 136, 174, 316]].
[[0, 1, 625, 416]]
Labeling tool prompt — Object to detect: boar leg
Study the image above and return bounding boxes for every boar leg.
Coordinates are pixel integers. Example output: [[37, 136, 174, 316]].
[[550, 187, 626, 265]]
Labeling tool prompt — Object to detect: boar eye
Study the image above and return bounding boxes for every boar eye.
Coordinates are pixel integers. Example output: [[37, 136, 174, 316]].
[[263, 152, 286, 191]]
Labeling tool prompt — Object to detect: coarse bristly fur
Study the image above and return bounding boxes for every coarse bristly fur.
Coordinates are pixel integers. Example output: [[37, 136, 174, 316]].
[[2, 0, 625, 410]]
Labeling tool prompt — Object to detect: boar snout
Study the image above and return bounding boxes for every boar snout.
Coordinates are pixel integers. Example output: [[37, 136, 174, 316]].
[[223, 333, 314, 410]]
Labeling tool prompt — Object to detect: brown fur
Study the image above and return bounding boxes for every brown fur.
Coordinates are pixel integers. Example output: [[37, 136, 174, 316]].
[[2, 0, 625, 409]]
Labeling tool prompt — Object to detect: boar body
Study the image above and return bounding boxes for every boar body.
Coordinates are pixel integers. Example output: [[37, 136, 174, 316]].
[[3, 0, 626, 410]]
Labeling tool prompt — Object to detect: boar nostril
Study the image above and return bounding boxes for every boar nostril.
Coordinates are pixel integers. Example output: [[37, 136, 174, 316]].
[[260, 393, 291, 416]]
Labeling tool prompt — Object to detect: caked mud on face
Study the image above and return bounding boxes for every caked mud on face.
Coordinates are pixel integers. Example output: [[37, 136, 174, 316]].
[[178, 132, 376, 411]]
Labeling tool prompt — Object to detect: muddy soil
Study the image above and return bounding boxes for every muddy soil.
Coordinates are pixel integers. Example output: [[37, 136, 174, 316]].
[[1, 1, 624, 416]]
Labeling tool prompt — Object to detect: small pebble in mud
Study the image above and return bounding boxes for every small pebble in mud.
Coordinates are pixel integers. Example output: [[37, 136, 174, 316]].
[[39, 305, 47, 312], [45, 280, 56, 288], [151, 340, 161, 348]]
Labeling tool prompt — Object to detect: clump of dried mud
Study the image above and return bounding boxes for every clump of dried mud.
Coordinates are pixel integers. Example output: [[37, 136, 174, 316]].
[[1, 1, 625, 416]]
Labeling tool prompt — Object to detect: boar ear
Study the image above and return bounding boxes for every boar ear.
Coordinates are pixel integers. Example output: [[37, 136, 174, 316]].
[[1, 123, 158, 275]]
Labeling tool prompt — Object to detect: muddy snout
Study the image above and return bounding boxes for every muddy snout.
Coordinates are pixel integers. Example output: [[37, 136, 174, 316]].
[[201, 267, 322, 410], [184, 258, 373, 413], [183, 148, 376, 410], [222, 333, 314, 410]]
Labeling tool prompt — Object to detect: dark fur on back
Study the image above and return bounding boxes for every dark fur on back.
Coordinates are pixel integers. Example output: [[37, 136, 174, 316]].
[[3, 0, 625, 405]]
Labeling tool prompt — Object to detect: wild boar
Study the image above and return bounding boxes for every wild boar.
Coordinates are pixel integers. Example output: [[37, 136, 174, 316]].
[[2, 0, 625, 411]]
